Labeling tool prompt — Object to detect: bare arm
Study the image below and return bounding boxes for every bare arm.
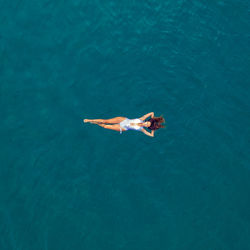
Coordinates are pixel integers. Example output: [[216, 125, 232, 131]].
[[139, 112, 154, 121], [141, 128, 154, 137]]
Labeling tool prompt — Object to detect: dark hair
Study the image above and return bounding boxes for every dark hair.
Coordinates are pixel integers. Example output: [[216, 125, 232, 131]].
[[147, 115, 166, 130]]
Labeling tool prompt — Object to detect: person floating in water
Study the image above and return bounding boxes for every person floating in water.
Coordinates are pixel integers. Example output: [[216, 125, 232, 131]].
[[83, 112, 165, 137]]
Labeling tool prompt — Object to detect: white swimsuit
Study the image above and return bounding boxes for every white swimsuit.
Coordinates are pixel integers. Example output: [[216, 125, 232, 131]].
[[119, 118, 144, 134]]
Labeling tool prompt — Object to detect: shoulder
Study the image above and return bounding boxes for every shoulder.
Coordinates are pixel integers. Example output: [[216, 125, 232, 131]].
[[138, 116, 145, 121]]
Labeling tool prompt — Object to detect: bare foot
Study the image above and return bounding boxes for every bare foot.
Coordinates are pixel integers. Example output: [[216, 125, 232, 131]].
[[83, 119, 90, 123]]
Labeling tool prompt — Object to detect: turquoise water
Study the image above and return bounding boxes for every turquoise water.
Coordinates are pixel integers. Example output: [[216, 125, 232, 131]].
[[1, 1, 250, 249]]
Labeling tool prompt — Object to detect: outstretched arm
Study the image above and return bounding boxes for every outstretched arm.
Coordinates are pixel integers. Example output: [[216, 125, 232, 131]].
[[139, 112, 154, 121], [141, 128, 154, 137]]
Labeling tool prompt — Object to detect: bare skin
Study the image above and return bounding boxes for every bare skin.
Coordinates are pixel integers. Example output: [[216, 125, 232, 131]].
[[83, 112, 155, 137]]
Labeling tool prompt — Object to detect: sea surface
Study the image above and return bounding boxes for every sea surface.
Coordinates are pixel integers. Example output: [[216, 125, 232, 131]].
[[0, 1, 250, 249]]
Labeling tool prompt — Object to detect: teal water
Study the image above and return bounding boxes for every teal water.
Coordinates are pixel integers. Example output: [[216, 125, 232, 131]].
[[1, 1, 250, 249]]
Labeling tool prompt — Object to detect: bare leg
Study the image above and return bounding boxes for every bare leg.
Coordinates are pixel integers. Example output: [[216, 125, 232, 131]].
[[96, 123, 106, 128], [88, 119, 106, 123], [84, 117, 126, 124], [83, 119, 105, 124], [95, 123, 121, 132]]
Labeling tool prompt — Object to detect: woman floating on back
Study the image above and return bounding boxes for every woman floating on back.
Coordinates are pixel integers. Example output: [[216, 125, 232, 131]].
[[83, 112, 165, 137]]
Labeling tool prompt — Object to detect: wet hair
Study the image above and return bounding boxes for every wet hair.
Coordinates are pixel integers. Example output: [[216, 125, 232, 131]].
[[147, 115, 166, 131]]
